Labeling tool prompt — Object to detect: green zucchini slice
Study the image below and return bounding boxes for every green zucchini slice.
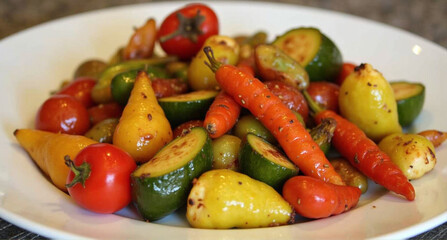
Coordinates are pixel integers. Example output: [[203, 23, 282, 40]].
[[131, 127, 213, 221], [239, 133, 298, 190], [272, 27, 342, 82], [390, 81, 425, 127], [158, 90, 218, 127]]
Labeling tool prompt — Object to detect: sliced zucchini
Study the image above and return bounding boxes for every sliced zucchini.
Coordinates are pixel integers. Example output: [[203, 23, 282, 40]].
[[239, 133, 298, 190], [390, 81, 425, 127], [272, 27, 342, 82], [158, 90, 218, 127], [131, 127, 213, 221]]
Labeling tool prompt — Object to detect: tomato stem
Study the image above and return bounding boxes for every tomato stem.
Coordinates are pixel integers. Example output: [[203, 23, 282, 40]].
[[203, 46, 221, 72], [65, 155, 91, 188], [159, 10, 205, 43]]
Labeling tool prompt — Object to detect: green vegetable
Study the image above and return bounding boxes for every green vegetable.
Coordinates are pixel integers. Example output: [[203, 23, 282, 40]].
[[111, 66, 170, 106], [390, 81, 425, 127], [273, 27, 342, 82], [91, 56, 176, 103], [212, 135, 241, 171], [330, 158, 368, 193], [131, 127, 213, 221], [254, 44, 309, 90], [158, 90, 218, 127], [239, 133, 298, 190], [84, 118, 119, 143], [233, 114, 276, 144]]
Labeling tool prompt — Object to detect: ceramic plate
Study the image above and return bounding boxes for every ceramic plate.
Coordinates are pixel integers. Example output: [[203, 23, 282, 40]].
[[0, 1, 446, 239]]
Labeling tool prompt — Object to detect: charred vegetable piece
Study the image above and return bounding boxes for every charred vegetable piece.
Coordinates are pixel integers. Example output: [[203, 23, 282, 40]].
[[418, 130, 447, 148], [255, 44, 309, 90], [309, 118, 337, 154], [330, 158, 368, 193]]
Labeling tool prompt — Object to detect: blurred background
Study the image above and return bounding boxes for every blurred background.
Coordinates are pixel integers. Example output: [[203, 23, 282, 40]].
[[0, 0, 446, 48], [0, 0, 446, 239]]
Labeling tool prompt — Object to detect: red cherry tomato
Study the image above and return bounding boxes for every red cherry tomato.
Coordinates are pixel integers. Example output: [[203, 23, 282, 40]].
[[57, 77, 96, 107], [87, 102, 123, 125], [158, 3, 219, 60], [335, 63, 356, 86], [173, 120, 203, 138], [35, 94, 90, 134], [307, 82, 340, 112], [264, 81, 309, 123], [65, 143, 137, 214]]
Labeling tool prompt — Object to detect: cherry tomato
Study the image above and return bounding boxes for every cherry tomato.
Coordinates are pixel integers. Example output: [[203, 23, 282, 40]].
[[65, 143, 137, 214], [35, 94, 90, 134], [158, 3, 219, 60], [335, 63, 356, 86], [87, 102, 123, 125], [57, 77, 96, 107], [306, 81, 340, 112], [152, 78, 189, 98], [173, 120, 203, 138], [264, 81, 309, 123]]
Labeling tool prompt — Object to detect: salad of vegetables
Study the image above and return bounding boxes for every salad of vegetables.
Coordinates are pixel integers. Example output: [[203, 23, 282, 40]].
[[13, 2, 447, 229]]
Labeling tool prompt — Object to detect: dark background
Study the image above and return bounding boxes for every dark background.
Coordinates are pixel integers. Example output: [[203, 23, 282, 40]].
[[0, 0, 446, 239]]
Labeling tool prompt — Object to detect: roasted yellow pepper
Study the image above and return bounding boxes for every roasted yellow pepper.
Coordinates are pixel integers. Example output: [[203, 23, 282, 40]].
[[113, 71, 173, 163], [14, 129, 96, 192], [339, 63, 402, 141], [186, 169, 293, 228]]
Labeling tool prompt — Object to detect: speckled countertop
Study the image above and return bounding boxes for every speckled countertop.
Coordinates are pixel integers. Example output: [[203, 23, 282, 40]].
[[0, 0, 446, 239]]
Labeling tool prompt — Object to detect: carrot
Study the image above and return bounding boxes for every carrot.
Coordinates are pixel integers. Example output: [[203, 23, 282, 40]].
[[203, 90, 241, 138], [418, 130, 447, 148], [283, 176, 361, 219], [305, 91, 415, 201], [204, 46, 344, 185]]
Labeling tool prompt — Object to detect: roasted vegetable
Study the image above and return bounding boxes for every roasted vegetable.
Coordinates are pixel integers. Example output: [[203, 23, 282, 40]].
[[14, 129, 96, 192], [255, 44, 309, 90], [390, 81, 425, 127], [186, 169, 294, 228], [188, 35, 240, 90], [212, 134, 241, 171], [84, 118, 119, 143], [272, 27, 342, 82], [330, 158, 368, 193], [378, 133, 436, 180], [113, 71, 173, 163], [239, 133, 298, 190], [339, 63, 402, 142]]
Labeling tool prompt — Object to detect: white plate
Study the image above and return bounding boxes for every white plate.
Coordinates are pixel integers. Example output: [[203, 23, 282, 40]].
[[1, 1, 446, 239]]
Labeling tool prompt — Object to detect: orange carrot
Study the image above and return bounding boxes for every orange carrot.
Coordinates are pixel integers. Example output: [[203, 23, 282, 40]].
[[283, 176, 361, 219], [313, 109, 415, 201], [204, 46, 344, 185], [203, 90, 241, 138]]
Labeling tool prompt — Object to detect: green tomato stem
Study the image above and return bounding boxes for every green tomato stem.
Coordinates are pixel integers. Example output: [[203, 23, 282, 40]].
[[65, 155, 91, 188]]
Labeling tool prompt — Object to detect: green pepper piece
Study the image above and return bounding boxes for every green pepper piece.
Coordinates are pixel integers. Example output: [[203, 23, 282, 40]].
[[91, 56, 176, 104]]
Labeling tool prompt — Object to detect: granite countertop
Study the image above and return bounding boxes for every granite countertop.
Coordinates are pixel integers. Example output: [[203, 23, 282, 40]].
[[0, 0, 446, 239]]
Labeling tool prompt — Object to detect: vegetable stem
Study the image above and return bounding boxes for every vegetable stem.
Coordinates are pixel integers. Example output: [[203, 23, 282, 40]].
[[65, 155, 91, 188]]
